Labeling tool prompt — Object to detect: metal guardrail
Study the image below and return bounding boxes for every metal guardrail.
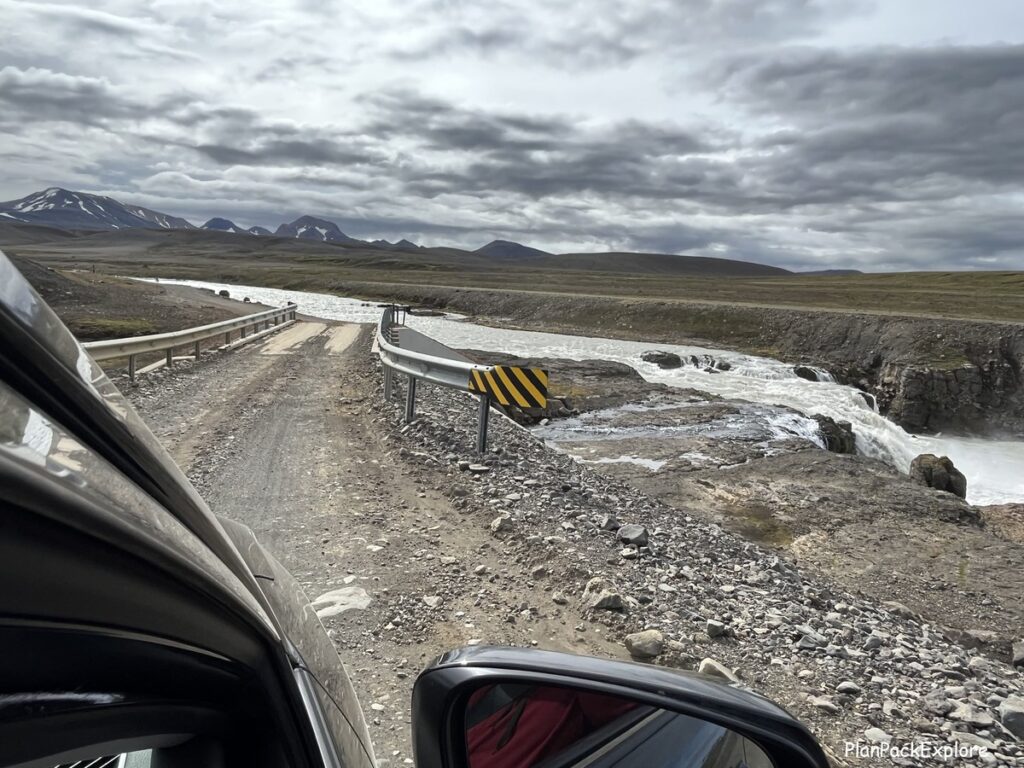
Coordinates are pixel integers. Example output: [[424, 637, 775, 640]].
[[376, 305, 498, 453], [84, 303, 298, 380]]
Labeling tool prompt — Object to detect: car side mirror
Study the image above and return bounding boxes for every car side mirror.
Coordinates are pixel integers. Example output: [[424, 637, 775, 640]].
[[412, 647, 829, 768]]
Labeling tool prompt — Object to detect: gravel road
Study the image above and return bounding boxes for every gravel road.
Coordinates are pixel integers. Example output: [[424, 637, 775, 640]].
[[123, 321, 622, 766], [121, 321, 1024, 768]]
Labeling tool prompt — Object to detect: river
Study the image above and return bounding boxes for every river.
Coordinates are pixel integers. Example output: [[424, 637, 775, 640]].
[[144, 279, 1024, 506]]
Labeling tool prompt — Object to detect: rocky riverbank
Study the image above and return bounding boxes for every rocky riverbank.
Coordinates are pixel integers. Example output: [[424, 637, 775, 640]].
[[338, 281, 1024, 437], [376, 361, 1024, 767], [465, 354, 1024, 647]]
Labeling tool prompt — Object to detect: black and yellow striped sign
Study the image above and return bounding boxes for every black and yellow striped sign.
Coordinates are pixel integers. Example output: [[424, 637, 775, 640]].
[[469, 366, 548, 408]]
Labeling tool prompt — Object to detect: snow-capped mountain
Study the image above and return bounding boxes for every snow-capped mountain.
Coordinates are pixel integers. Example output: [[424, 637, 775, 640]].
[[275, 215, 358, 243], [0, 188, 195, 231], [201, 217, 248, 235], [1, 188, 429, 249]]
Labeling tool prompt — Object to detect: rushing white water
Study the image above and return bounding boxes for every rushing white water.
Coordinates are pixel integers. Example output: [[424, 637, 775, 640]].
[[142, 279, 1024, 505], [579, 455, 669, 471]]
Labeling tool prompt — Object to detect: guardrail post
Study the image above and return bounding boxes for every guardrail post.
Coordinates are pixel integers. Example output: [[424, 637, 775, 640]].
[[193, 341, 201, 359], [166, 348, 173, 367], [225, 331, 231, 345], [477, 395, 490, 455], [128, 354, 136, 381], [404, 375, 417, 422], [241, 326, 247, 339], [383, 367, 393, 400]]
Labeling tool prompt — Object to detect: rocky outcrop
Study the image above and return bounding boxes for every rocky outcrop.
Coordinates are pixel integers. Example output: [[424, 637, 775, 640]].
[[812, 415, 856, 454], [794, 365, 820, 382], [641, 351, 736, 373], [910, 454, 967, 499], [685, 354, 731, 373], [875, 358, 1023, 434], [641, 350, 682, 369]]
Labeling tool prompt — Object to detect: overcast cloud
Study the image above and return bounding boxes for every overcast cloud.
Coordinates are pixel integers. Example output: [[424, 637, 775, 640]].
[[2, 0, 1023, 270]]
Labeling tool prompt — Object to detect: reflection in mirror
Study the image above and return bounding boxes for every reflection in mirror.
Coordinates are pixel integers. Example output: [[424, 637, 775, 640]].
[[464, 683, 772, 768]]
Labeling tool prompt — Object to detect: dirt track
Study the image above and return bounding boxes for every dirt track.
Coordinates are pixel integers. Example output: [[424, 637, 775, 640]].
[[123, 321, 621, 766]]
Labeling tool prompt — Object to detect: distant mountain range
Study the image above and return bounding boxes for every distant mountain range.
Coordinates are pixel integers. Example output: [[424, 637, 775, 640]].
[[474, 239, 553, 259], [0, 188, 196, 232], [0, 188, 566, 259], [201, 217, 248, 235], [0, 187, 828, 275], [0, 187, 422, 249], [274, 215, 359, 244]]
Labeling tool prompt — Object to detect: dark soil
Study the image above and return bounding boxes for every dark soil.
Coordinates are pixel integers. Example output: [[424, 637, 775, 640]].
[[12, 256, 267, 340]]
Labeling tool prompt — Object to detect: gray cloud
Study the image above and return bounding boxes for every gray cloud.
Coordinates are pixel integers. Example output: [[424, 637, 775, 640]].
[[2, 1, 1024, 271], [392, 0, 866, 66], [360, 89, 725, 200], [0, 66, 152, 126], [717, 45, 1024, 191]]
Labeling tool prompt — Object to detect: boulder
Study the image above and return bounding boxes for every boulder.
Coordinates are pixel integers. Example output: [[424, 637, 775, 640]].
[[616, 524, 649, 547], [582, 577, 625, 611], [640, 351, 682, 369], [706, 619, 726, 638], [998, 695, 1024, 740], [624, 629, 664, 659], [794, 365, 819, 382], [922, 689, 954, 716], [1013, 639, 1024, 668], [812, 415, 856, 454], [910, 454, 967, 499], [218, 289, 230, 298], [882, 600, 916, 619], [697, 658, 739, 683], [809, 696, 839, 714]]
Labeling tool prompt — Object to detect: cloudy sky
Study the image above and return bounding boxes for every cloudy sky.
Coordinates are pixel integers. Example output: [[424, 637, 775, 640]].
[[2, 0, 1023, 270]]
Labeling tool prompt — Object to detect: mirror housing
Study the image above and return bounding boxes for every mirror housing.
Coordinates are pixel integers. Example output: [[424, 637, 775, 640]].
[[412, 646, 829, 768]]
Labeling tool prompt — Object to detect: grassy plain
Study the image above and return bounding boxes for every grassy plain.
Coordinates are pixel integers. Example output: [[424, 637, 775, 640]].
[[10, 232, 1023, 323], [3, 225, 1021, 350]]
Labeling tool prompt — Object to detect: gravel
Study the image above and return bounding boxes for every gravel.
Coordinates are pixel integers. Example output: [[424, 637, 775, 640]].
[[376, 367, 1024, 767]]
